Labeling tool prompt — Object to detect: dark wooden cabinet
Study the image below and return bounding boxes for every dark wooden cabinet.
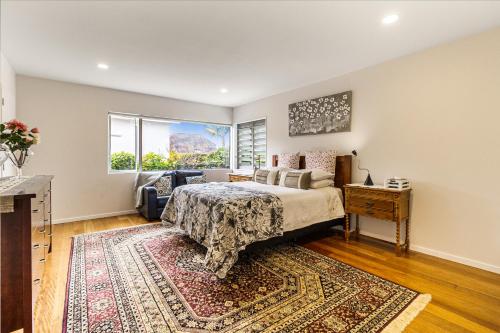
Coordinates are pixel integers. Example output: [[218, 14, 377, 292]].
[[1, 175, 53, 333]]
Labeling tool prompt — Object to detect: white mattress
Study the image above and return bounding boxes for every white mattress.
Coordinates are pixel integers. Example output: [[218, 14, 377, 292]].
[[231, 181, 345, 232]]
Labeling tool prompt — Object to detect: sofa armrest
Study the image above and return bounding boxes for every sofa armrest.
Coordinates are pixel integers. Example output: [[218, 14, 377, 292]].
[[142, 186, 158, 220]]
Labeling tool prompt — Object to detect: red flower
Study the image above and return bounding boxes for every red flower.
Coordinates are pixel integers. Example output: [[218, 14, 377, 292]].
[[5, 119, 28, 132], [31, 127, 40, 134]]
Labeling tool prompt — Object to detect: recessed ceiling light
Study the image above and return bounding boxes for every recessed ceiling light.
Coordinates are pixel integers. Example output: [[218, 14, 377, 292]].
[[220, 88, 228, 94], [97, 63, 109, 70], [382, 14, 399, 25]]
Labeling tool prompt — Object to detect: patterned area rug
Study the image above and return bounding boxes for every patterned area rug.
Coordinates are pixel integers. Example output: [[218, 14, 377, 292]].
[[64, 224, 430, 333]]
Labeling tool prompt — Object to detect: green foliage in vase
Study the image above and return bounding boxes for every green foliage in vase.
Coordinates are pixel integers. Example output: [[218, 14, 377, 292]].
[[0, 120, 40, 152], [0, 119, 41, 168]]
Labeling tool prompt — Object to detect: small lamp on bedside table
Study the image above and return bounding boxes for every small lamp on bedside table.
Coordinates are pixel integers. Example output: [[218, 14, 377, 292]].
[[352, 150, 374, 186]]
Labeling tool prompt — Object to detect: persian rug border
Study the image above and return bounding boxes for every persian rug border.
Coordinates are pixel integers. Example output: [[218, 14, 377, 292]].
[[61, 222, 432, 333]]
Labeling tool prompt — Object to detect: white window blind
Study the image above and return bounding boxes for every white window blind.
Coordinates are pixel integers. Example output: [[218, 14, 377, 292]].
[[237, 119, 266, 169]]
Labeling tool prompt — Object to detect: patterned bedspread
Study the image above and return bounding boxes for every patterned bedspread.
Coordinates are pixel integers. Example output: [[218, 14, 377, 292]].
[[160, 182, 284, 278]]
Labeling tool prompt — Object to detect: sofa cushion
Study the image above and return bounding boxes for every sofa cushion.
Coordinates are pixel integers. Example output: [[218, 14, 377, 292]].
[[153, 175, 173, 196], [186, 174, 207, 184], [175, 170, 204, 186]]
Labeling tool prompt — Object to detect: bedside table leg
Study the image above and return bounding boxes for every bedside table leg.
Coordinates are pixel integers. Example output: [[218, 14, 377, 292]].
[[395, 220, 401, 256], [344, 214, 350, 242], [405, 218, 410, 253], [355, 214, 360, 240]]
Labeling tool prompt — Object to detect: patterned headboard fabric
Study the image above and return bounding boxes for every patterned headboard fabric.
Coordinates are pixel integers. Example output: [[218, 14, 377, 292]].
[[271, 154, 352, 198]]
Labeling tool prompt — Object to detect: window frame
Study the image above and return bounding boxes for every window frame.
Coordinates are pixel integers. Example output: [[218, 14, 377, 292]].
[[108, 112, 232, 174], [236, 118, 267, 170]]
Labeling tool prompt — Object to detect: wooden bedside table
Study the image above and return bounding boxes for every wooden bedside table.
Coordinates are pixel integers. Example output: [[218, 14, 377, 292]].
[[344, 184, 411, 256], [228, 173, 253, 182]]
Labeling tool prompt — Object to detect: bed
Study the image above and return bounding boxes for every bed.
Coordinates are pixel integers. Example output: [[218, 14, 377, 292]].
[[161, 154, 352, 278]]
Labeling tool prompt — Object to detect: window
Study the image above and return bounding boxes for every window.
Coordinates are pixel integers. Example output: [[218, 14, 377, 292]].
[[109, 113, 231, 172], [237, 119, 266, 169], [109, 114, 138, 171]]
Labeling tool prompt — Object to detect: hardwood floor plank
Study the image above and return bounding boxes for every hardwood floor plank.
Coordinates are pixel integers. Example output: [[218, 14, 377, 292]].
[[33, 214, 500, 332]]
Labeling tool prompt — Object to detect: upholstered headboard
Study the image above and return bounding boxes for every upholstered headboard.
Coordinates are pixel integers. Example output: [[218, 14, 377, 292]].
[[271, 154, 352, 197]]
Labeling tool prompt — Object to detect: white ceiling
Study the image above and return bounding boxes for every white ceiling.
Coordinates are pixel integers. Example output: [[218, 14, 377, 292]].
[[2, 1, 500, 107]]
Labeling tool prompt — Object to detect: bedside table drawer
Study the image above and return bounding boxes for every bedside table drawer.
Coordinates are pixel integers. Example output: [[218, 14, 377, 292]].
[[347, 204, 394, 220], [347, 188, 396, 201], [349, 196, 394, 211]]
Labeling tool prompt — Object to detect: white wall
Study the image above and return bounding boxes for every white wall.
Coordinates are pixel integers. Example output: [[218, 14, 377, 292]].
[[1, 53, 17, 176], [17, 76, 233, 222], [233, 27, 500, 273]]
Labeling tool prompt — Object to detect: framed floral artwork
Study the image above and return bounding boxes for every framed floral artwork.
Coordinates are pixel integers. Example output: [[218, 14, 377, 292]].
[[288, 91, 352, 136]]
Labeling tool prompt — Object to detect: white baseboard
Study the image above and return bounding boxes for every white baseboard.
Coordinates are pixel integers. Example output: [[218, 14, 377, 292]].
[[53, 210, 138, 224], [359, 230, 500, 274]]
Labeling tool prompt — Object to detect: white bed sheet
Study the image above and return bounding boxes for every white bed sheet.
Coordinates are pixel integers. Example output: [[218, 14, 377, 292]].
[[231, 181, 345, 232]]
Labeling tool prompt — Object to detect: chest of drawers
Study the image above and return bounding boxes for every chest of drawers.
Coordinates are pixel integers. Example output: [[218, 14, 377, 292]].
[[344, 184, 411, 255], [0, 175, 53, 333]]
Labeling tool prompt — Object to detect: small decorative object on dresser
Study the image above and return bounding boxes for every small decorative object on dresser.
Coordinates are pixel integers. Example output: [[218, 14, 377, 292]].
[[227, 172, 253, 182], [344, 184, 411, 256], [0, 175, 53, 333], [384, 177, 411, 189]]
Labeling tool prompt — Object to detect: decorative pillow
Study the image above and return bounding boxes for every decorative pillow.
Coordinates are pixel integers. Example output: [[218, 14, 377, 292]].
[[309, 169, 334, 181], [310, 179, 334, 189], [153, 175, 173, 196], [278, 170, 312, 189], [254, 169, 279, 185], [186, 175, 207, 184], [305, 150, 337, 174], [277, 152, 300, 169]]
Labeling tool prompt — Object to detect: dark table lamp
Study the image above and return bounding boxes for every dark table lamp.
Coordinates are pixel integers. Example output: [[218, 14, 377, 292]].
[[352, 150, 374, 186]]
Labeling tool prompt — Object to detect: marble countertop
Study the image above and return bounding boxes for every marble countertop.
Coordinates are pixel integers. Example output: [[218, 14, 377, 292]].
[[0, 175, 54, 197]]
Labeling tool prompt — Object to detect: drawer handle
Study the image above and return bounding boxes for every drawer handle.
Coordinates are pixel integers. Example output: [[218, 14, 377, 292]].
[[44, 219, 49, 222], [33, 278, 41, 285], [33, 244, 41, 249], [47, 233, 53, 237], [32, 209, 39, 213], [39, 259, 46, 263], [365, 202, 375, 208], [39, 200, 44, 204], [44, 244, 50, 248], [39, 228, 46, 233]]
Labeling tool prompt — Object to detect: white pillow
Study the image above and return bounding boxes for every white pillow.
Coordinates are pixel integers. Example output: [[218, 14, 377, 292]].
[[309, 169, 334, 181], [310, 179, 334, 189]]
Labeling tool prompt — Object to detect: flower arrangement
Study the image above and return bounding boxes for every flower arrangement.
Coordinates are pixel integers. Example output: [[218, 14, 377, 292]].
[[0, 119, 41, 176]]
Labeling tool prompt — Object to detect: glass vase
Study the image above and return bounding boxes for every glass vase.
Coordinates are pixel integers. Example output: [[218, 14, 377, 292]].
[[16, 165, 23, 178]]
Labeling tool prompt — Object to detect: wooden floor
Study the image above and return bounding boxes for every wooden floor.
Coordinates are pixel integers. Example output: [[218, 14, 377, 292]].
[[34, 214, 500, 333]]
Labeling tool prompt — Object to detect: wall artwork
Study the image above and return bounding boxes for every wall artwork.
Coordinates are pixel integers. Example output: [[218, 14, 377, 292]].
[[288, 90, 352, 136]]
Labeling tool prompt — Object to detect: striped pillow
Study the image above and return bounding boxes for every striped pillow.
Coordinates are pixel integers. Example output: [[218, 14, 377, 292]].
[[278, 170, 312, 189], [254, 169, 279, 185]]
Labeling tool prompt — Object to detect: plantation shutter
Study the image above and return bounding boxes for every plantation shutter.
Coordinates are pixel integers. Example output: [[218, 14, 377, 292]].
[[237, 119, 266, 169]]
